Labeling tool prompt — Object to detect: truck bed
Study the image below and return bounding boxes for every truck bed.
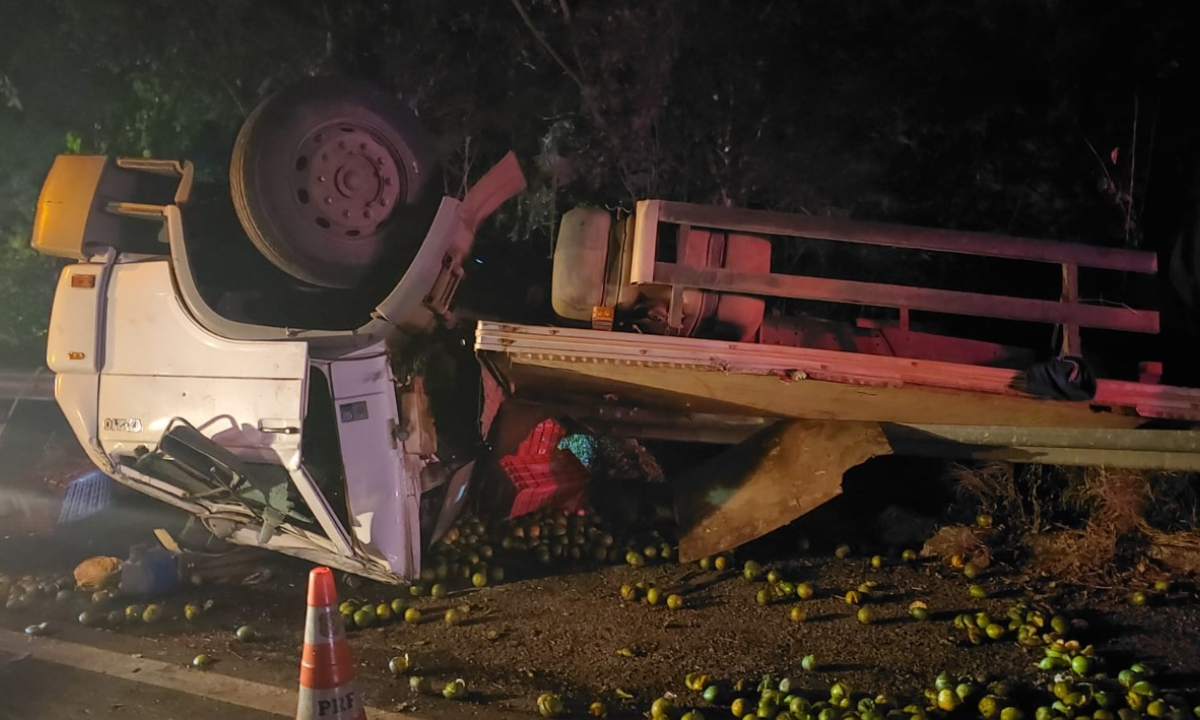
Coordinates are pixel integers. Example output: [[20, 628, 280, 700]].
[[475, 320, 1200, 468]]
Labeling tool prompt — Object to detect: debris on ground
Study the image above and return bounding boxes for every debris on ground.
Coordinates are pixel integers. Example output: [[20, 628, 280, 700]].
[[153, 525, 277, 587], [3, 456, 1200, 720], [72, 555, 122, 592], [119, 545, 179, 597], [921, 525, 993, 567]]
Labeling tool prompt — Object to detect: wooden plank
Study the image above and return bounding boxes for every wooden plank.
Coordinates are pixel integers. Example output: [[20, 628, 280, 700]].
[[630, 199, 660, 284], [1060, 263, 1081, 356], [474, 321, 1036, 396], [655, 262, 1160, 334], [475, 321, 1200, 421], [476, 321, 1032, 396], [655, 201, 1158, 273], [489, 352, 1148, 427], [676, 420, 890, 562], [1096, 379, 1200, 408]]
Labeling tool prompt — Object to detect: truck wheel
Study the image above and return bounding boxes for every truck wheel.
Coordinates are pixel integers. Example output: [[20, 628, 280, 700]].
[[230, 77, 438, 288]]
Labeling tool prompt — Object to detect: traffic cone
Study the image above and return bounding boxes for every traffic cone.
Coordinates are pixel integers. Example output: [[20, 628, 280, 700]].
[[296, 567, 367, 720]]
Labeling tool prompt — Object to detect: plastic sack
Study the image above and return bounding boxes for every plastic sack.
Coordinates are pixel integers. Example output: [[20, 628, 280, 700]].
[[119, 545, 179, 597], [73, 556, 123, 592], [1026, 355, 1097, 401]]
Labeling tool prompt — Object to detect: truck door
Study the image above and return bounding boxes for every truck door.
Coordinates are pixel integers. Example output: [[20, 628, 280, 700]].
[[322, 344, 423, 579], [94, 261, 310, 464], [89, 262, 362, 558]]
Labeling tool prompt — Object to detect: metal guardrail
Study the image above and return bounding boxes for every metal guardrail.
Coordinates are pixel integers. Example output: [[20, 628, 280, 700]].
[[0, 368, 54, 402]]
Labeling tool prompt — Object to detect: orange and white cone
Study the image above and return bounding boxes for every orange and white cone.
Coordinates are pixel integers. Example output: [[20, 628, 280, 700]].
[[296, 567, 367, 720]]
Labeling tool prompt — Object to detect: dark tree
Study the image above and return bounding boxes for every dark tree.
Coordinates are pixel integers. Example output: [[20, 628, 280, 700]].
[[2, 0, 1198, 366]]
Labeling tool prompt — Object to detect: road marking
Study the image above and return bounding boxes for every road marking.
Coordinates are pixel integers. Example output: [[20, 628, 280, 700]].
[[0, 630, 421, 720]]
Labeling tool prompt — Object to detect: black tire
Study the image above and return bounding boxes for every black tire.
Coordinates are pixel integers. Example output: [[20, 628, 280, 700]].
[[230, 77, 438, 288]]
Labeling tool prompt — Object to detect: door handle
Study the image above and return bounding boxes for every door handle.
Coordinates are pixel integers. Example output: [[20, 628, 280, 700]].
[[259, 420, 300, 435]]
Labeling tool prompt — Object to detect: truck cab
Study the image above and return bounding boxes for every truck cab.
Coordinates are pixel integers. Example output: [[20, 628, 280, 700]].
[[30, 81, 526, 583]]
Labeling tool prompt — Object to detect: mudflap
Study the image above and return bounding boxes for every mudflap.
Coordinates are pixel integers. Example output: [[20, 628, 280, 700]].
[[674, 419, 892, 562]]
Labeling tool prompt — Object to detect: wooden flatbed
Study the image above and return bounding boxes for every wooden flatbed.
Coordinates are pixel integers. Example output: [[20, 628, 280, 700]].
[[472, 198, 1200, 560], [476, 321, 1200, 468]]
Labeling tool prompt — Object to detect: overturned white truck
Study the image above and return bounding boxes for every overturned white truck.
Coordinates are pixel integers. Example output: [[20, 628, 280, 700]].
[[31, 79, 526, 582], [31, 78, 1200, 582]]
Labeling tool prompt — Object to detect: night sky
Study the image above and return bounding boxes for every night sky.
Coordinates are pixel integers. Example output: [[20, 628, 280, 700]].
[[3, 0, 1199, 370]]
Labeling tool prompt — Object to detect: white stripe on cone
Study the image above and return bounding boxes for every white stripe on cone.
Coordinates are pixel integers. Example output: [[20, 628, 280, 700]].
[[297, 685, 367, 720], [303, 605, 344, 647]]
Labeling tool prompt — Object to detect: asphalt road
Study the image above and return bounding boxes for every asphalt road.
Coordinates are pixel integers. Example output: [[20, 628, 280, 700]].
[[0, 654, 281, 720]]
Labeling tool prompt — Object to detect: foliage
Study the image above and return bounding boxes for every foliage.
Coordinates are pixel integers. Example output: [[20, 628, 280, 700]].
[[0, 0, 331, 363], [0, 74, 21, 111], [949, 461, 1200, 577], [0, 244, 58, 366], [0, 79, 61, 365], [1, 0, 1198, 363]]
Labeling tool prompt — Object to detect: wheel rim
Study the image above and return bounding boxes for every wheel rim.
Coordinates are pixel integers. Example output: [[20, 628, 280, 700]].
[[289, 122, 406, 239]]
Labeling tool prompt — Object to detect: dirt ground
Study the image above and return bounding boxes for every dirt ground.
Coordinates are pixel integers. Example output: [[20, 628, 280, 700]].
[[2, 487, 1199, 720]]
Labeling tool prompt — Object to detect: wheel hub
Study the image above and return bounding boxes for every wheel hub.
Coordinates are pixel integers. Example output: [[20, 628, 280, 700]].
[[291, 124, 404, 234]]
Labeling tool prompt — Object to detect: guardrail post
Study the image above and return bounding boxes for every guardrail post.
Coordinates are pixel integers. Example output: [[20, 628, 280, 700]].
[[1060, 262, 1080, 357]]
